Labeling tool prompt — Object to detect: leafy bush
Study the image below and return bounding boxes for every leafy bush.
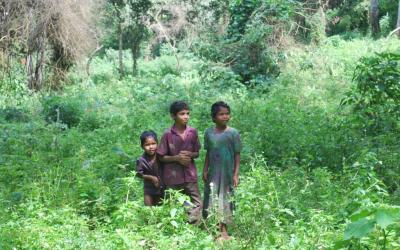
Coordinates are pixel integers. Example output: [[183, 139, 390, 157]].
[[0, 107, 29, 123], [42, 95, 83, 128], [344, 52, 400, 111]]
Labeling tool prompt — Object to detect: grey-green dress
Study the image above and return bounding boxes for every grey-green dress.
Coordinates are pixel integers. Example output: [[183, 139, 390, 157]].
[[203, 127, 242, 224]]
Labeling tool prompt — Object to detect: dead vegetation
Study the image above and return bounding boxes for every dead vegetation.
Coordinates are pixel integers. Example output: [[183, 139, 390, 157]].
[[0, 0, 101, 90]]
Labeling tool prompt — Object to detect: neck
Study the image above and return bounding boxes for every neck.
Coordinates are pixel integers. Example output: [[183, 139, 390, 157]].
[[215, 124, 227, 131], [174, 123, 186, 131], [146, 153, 156, 161]]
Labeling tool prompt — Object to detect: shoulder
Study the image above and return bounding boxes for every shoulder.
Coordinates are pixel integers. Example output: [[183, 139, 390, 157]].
[[136, 155, 147, 165], [163, 127, 173, 134], [187, 126, 199, 135], [161, 127, 173, 138], [228, 127, 240, 136], [204, 127, 213, 136]]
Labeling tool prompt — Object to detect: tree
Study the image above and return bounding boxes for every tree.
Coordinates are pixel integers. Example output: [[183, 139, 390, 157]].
[[126, 0, 152, 75], [370, 0, 380, 36], [109, 0, 126, 78], [397, 0, 400, 37], [0, 0, 99, 90]]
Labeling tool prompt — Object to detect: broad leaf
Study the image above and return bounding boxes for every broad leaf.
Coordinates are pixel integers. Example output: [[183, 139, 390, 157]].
[[350, 209, 374, 221], [344, 218, 376, 240], [375, 207, 400, 229]]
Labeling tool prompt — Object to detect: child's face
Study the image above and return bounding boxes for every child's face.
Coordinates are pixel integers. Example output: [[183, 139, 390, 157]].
[[172, 109, 190, 126], [142, 137, 157, 156], [214, 107, 230, 126]]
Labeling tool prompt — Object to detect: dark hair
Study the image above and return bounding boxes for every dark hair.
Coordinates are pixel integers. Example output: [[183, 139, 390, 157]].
[[211, 101, 230, 119], [169, 101, 189, 115], [140, 130, 158, 146]]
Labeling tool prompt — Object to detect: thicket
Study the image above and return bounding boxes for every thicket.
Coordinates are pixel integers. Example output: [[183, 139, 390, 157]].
[[1, 0, 400, 249], [1, 37, 400, 249]]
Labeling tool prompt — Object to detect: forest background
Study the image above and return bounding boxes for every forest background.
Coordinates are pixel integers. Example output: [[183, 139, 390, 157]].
[[1, 0, 400, 249]]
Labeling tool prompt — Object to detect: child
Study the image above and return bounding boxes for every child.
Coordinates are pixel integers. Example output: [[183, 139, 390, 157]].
[[136, 130, 163, 206], [157, 101, 202, 223], [202, 101, 242, 240]]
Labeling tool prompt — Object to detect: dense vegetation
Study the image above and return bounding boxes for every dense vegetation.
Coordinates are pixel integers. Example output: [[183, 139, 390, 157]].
[[1, 0, 400, 249]]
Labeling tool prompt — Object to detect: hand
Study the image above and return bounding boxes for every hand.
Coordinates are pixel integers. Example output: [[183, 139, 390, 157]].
[[202, 171, 208, 182], [179, 151, 193, 158], [177, 153, 191, 167], [233, 174, 239, 187], [151, 176, 160, 188]]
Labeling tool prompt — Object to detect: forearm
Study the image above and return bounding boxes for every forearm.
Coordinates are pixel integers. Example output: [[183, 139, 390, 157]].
[[190, 152, 199, 159], [233, 153, 240, 176], [179, 150, 199, 159], [142, 174, 157, 182], [159, 155, 180, 163], [203, 153, 209, 174]]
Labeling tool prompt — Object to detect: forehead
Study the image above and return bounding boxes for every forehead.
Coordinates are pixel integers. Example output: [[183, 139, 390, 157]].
[[176, 109, 190, 114], [216, 107, 230, 113], [144, 136, 157, 143]]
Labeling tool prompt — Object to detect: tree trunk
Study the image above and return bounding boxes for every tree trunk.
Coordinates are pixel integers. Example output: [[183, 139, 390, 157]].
[[397, 0, 400, 37], [27, 35, 45, 91], [26, 6, 45, 91], [118, 20, 124, 79], [370, 0, 380, 36], [131, 44, 139, 76]]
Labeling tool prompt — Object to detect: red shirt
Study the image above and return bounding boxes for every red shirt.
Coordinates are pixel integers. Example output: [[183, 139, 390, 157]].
[[157, 125, 201, 186]]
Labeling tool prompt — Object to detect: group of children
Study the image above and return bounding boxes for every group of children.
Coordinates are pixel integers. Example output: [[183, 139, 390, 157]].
[[136, 100, 241, 239]]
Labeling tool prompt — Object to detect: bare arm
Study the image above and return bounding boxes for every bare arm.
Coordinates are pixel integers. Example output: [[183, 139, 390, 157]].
[[180, 151, 199, 159], [137, 174, 160, 188], [159, 153, 191, 167], [202, 151, 209, 182], [233, 153, 240, 187]]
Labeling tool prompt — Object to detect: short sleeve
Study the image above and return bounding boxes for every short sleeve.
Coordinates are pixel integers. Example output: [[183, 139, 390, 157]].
[[204, 129, 209, 150], [156, 132, 169, 156], [192, 129, 201, 152], [233, 130, 242, 153], [136, 158, 145, 177]]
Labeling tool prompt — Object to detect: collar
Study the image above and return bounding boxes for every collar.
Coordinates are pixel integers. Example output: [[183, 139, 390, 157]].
[[171, 124, 191, 135]]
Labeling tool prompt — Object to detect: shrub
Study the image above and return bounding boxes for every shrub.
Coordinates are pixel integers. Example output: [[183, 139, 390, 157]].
[[0, 107, 29, 123], [42, 95, 83, 128]]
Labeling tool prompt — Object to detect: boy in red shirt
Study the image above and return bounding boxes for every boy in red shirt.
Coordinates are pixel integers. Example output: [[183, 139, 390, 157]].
[[157, 101, 202, 223]]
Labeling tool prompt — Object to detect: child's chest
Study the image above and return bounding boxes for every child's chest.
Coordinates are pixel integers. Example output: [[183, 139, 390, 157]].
[[208, 133, 233, 149], [168, 133, 195, 152]]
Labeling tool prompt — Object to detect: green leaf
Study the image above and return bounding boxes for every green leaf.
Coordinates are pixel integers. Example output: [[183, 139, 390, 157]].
[[170, 220, 179, 228], [333, 240, 351, 249], [375, 207, 400, 229], [170, 208, 177, 218], [350, 209, 374, 221], [344, 218, 376, 240]]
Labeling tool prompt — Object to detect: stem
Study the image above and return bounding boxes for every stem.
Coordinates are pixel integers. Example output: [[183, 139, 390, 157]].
[[382, 229, 387, 250]]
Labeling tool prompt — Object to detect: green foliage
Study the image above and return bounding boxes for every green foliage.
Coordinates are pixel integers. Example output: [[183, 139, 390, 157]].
[[346, 52, 400, 109], [42, 96, 84, 128], [327, 0, 399, 37], [1, 37, 400, 249], [0, 107, 29, 123]]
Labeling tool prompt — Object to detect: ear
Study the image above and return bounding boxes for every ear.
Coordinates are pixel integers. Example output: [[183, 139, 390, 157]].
[[170, 113, 176, 120]]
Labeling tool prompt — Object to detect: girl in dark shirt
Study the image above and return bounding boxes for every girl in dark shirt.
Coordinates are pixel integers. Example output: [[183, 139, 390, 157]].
[[136, 131, 163, 206]]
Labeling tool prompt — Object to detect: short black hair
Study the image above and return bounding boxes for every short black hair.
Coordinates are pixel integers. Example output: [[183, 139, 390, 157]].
[[211, 101, 230, 119], [140, 130, 158, 147], [170, 101, 189, 115]]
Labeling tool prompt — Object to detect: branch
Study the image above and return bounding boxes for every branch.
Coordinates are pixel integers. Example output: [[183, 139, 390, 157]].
[[0, 35, 8, 42], [388, 27, 400, 38], [86, 45, 103, 76], [149, 9, 180, 70]]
